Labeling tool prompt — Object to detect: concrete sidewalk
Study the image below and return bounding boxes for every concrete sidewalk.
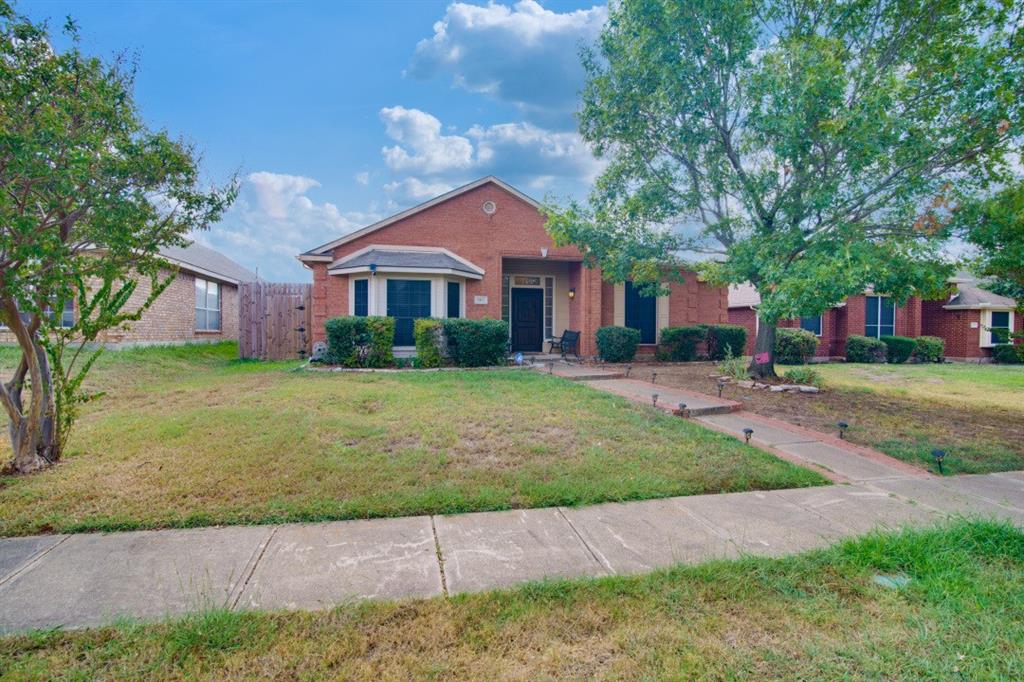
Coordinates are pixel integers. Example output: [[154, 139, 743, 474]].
[[2, 472, 1022, 634]]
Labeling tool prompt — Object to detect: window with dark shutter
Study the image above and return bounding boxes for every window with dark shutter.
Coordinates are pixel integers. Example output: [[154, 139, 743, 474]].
[[354, 279, 368, 317], [447, 281, 460, 318]]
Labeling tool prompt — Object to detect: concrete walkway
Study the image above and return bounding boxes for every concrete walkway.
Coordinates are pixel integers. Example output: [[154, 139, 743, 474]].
[[2, 366, 1023, 634], [2, 473, 1023, 633]]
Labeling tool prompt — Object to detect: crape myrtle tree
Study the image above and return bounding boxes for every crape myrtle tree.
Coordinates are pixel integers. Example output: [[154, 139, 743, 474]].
[[0, 5, 235, 473], [544, 0, 1023, 377]]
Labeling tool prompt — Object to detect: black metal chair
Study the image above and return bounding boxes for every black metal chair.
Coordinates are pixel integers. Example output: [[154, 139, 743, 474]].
[[548, 330, 581, 360]]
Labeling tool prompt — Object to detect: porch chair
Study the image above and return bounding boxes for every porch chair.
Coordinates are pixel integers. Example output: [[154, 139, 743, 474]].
[[548, 330, 582, 360]]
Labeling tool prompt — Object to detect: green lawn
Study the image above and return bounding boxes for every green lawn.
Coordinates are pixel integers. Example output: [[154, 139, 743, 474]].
[[3, 521, 1021, 680], [0, 343, 823, 537]]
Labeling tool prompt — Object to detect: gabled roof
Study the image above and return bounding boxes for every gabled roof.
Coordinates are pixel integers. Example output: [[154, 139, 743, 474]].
[[943, 271, 1017, 310], [327, 245, 484, 279], [159, 242, 258, 285], [298, 176, 541, 261]]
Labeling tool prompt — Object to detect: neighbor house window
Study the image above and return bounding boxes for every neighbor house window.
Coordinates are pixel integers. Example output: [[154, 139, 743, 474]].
[[43, 299, 75, 329], [195, 278, 221, 331], [387, 279, 431, 346], [984, 310, 1013, 347], [865, 296, 894, 339], [353, 279, 368, 317], [624, 280, 657, 344], [446, 281, 461, 318], [800, 315, 822, 336]]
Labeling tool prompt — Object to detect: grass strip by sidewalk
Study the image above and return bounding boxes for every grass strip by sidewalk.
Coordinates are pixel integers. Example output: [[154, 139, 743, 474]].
[[2, 520, 1022, 680]]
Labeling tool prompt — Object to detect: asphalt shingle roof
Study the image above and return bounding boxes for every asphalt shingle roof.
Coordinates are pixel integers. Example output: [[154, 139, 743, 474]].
[[945, 271, 1017, 309], [328, 248, 481, 276], [159, 242, 258, 283]]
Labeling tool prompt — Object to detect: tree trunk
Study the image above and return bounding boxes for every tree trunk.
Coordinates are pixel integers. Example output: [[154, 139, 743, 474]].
[[747, 321, 778, 379], [1, 298, 61, 474]]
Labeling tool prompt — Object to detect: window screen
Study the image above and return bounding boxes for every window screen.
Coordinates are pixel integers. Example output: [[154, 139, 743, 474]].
[[865, 296, 894, 338], [353, 279, 368, 317], [447, 281, 460, 318]]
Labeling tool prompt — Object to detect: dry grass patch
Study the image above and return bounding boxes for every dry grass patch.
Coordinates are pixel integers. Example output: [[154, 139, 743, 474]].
[[2, 521, 1022, 679], [0, 344, 823, 537], [613, 361, 1024, 474]]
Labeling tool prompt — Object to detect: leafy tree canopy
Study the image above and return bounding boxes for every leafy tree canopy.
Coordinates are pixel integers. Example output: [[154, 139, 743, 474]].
[[544, 0, 1023, 373], [0, 3, 235, 472]]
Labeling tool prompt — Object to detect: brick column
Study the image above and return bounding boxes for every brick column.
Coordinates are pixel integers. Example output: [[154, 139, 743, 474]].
[[578, 265, 603, 357]]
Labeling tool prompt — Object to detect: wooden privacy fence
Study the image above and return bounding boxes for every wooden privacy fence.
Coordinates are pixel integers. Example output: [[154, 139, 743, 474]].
[[239, 282, 312, 360]]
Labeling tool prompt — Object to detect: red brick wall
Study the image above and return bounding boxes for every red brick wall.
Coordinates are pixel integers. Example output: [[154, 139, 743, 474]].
[[728, 307, 758, 354], [0, 268, 239, 347], [667, 273, 728, 327], [307, 181, 727, 357]]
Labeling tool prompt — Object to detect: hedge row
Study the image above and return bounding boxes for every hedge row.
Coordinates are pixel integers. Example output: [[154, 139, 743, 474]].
[[993, 343, 1023, 364], [845, 335, 887, 363], [595, 326, 641, 362], [324, 316, 395, 368], [324, 316, 508, 368], [775, 328, 818, 365], [880, 335, 916, 364]]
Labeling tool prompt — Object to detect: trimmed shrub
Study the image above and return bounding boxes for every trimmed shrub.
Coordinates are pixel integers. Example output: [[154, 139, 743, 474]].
[[992, 343, 1023, 364], [703, 324, 748, 361], [782, 366, 822, 387], [323, 316, 395, 367], [442, 318, 508, 367], [775, 328, 818, 365], [363, 317, 395, 368], [658, 326, 705, 361], [413, 318, 445, 368], [914, 336, 945, 363], [596, 325, 640, 362], [846, 335, 887, 363], [880, 335, 916, 364]]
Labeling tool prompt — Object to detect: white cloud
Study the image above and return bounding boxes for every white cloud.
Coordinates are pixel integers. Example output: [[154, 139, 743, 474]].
[[199, 171, 381, 281], [380, 106, 475, 174], [408, 0, 607, 122], [384, 177, 456, 202], [355, 171, 370, 186], [378, 107, 603, 202]]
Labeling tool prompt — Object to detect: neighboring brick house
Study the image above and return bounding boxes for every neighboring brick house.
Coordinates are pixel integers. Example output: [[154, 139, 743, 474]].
[[1, 242, 257, 348], [728, 273, 1021, 361], [298, 176, 728, 358]]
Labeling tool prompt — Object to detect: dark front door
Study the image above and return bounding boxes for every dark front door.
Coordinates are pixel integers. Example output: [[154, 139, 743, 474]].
[[511, 288, 543, 352], [625, 280, 657, 344]]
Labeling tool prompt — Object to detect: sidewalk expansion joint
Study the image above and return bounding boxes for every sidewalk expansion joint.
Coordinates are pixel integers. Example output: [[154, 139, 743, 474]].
[[556, 507, 613, 575], [230, 526, 277, 610], [430, 516, 449, 598], [0, 535, 70, 588]]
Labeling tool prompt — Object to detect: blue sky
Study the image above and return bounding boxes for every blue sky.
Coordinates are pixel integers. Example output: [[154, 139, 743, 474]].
[[23, 0, 608, 281]]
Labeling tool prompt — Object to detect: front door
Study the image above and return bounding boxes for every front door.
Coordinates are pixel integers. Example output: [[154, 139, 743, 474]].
[[511, 288, 543, 352]]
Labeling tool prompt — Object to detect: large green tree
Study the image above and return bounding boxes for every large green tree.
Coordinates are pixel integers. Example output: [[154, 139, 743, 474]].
[[0, 5, 234, 473], [956, 178, 1024, 304], [545, 0, 1022, 376]]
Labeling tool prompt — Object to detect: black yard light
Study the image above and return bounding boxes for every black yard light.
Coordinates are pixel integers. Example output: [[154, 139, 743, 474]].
[[678, 402, 687, 412], [932, 449, 947, 475], [651, 393, 659, 407], [837, 421, 849, 439], [717, 377, 727, 397], [651, 371, 658, 384], [625, 364, 632, 378], [743, 428, 754, 444], [547, 361, 554, 375]]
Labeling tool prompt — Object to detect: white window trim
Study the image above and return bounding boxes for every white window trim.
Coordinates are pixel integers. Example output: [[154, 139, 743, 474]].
[[800, 314, 823, 337], [195, 278, 221, 333], [981, 308, 1014, 348]]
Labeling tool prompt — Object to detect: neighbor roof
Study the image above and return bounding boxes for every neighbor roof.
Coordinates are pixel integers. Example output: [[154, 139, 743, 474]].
[[328, 246, 484, 279], [943, 271, 1017, 310], [159, 242, 258, 285], [298, 176, 540, 261], [727, 283, 761, 308]]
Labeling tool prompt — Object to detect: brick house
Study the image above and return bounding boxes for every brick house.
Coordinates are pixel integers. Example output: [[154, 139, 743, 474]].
[[299, 176, 728, 358], [728, 273, 1021, 361], [1, 242, 257, 348]]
